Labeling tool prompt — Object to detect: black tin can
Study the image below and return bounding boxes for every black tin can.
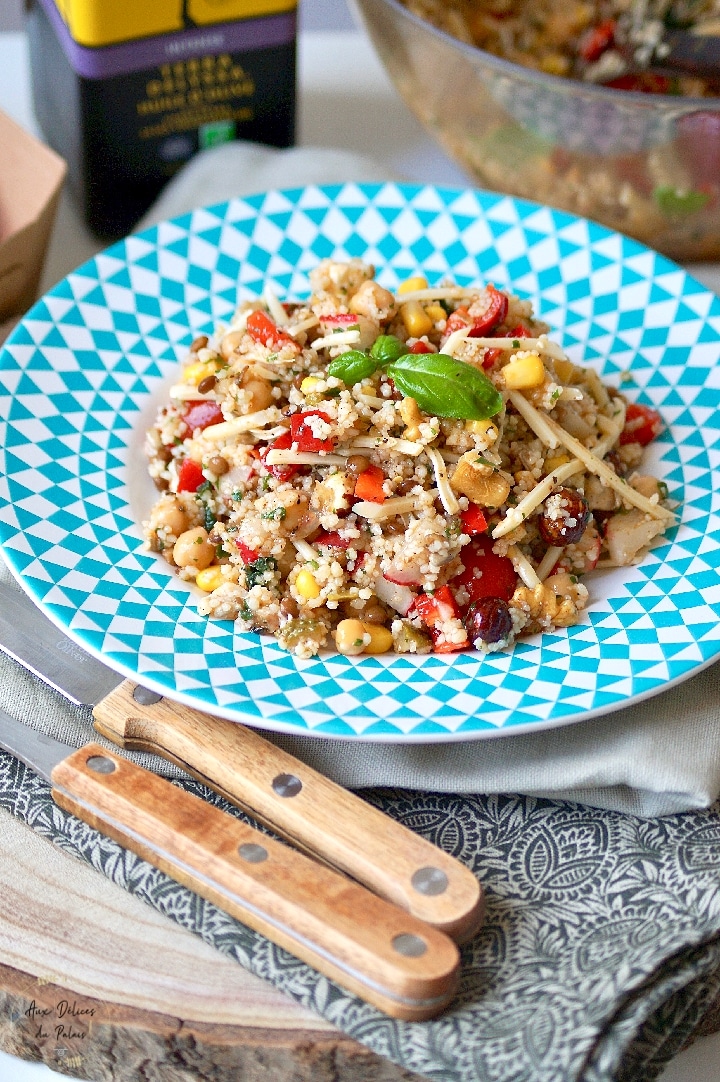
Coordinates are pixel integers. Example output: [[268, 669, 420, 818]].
[[27, 0, 297, 238]]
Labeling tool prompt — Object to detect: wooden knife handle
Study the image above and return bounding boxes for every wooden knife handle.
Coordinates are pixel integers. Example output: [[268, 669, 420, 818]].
[[92, 682, 483, 942], [50, 743, 459, 1021]]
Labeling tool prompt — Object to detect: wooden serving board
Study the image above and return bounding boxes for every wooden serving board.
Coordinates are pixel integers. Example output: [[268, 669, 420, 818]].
[[0, 808, 424, 1081]]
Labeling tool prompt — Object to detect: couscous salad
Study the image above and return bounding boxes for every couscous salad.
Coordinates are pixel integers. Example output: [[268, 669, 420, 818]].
[[144, 259, 675, 659]]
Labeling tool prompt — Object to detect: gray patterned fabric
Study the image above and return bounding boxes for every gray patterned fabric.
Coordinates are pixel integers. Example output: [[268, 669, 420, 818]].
[[2, 746, 720, 1082]]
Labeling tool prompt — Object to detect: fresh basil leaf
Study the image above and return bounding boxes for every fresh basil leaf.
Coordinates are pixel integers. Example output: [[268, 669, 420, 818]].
[[386, 353, 503, 420], [370, 334, 406, 365], [327, 349, 378, 385]]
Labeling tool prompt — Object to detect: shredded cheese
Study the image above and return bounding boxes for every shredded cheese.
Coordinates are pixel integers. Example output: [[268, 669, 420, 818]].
[[169, 382, 216, 403], [226, 308, 251, 333], [427, 448, 460, 514], [471, 335, 568, 361], [264, 286, 290, 326], [442, 326, 471, 356], [492, 458, 584, 539], [508, 390, 560, 448], [293, 539, 320, 561], [391, 285, 476, 305], [354, 490, 439, 521], [357, 393, 387, 408], [544, 414, 674, 522], [507, 544, 541, 589], [535, 546, 564, 582], [286, 315, 319, 336], [264, 449, 348, 467], [349, 435, 426, 457], [311, 330, 361, 351], [202, 408, 282, 441]]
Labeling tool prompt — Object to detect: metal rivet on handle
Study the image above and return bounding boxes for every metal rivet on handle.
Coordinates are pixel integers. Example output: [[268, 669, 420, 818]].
[[411, 866, 449, 896], [238, 843, 268, 864], [272, 773, 303, 798], [133, 686, 163, 706], [392, 933, 427, 958], [86, 755, 117, 775]]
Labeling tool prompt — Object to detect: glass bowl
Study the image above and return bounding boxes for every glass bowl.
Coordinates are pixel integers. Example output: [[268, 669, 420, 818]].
[[352, 0, 720, 261]]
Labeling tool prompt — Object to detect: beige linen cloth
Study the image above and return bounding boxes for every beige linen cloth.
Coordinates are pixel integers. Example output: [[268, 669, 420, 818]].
[[3, 142, 720, 819]]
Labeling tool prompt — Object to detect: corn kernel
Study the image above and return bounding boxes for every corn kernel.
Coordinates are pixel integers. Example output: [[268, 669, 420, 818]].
[[362, 624, 393, 654], [466, 418, 499, 441], [544, 453, 572, 473], [195, 566, 224, 592], [300, 376, 323, 395], [397, 275, 429, 294], [425, 303, 447, 323], [183, 359, 219, 386], [401, 300, 434, 338], [295, 569, 321, 599], [502, 352, 545, 390], [540, 54, 571, 77]]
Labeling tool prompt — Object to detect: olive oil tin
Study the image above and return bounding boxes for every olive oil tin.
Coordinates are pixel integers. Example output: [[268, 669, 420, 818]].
[[27, 0, 297, 237]]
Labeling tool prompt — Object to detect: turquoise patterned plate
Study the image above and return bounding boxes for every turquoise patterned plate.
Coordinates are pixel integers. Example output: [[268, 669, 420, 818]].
[[1, 183, 719, 741]]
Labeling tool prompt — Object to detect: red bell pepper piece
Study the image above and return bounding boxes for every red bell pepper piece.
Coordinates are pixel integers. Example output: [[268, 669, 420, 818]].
[[246, 309, 297, 350], [315, 531, 350, 550], [605, 72, 671, 93], [452, 536, 517, 603], [353, 464, 386, 503], [467, 285, 509, 337], [181, 400, 224, 433], [408, 340, 433, 353], [261, 430, 300, 482], [413, 584, 460, 626], [411, 585, 467, 653], [290, 410, 335, 453], [236, 540, 260, 564], [619, 403, 663, 446], [320, 313, 360, 327], [579, 19, 616, 63], [460, 504, 489, 536], [176, 458, 205, 493], [445, 285, 509, 339], [444, 306, 472, 336], [481, 323, 529, 369], [481, 348, 503, 370]]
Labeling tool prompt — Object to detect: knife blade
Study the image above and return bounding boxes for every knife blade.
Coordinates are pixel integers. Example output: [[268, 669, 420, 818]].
[[0, 578, 483, 942], [0, 705, 459, 1019]]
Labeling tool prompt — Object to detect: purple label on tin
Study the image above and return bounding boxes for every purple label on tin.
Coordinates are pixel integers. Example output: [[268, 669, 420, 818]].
[[35, 0, 296, 79]]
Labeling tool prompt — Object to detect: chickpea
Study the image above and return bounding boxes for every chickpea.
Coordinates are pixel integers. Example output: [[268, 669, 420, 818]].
[[148, 496, 190, 540], [243, 377, 274, 412], [173, 527, 216, 571], [282, 496, 309, 533], [220, 329, 245, 358], [335, 619, 370, 656], [348, 279, 397, 322]]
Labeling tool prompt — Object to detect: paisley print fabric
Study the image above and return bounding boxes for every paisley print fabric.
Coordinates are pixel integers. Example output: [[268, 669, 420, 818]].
[[3, 750, 720, 1082]]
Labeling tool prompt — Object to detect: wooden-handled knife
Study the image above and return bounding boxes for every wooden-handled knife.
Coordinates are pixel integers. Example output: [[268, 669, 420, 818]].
[[0, 578, 483, 943], [0, 706, 460, 1019]]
